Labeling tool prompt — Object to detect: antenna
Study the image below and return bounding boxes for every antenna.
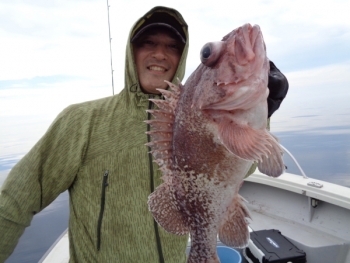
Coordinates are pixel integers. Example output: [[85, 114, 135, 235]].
[[106, 0, 114, 95]]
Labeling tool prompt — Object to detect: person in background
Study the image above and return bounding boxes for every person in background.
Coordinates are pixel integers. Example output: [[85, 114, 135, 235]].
[[0, 6, 288, 263]]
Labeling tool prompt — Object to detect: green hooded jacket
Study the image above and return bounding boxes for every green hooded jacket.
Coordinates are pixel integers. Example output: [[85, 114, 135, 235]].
[[0, 6, 190, 263]]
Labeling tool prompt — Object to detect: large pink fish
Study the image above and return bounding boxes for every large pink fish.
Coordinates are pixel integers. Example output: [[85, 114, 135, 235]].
[[146, 23, 284, 263]]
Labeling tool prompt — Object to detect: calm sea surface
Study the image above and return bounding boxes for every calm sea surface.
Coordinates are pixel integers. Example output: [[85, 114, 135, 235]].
[[1, 126, 349, 262]]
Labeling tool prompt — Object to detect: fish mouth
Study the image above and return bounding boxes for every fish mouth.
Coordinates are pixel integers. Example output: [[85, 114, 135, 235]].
[[214, 81, 235, 87], [194, 81, 237, 110]]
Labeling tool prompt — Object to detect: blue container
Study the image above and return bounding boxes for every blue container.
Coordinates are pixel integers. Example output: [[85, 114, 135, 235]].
[[217, 246, 242, 263]]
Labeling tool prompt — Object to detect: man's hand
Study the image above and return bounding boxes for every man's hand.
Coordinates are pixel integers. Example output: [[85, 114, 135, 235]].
[[267, 61, 289, 118]]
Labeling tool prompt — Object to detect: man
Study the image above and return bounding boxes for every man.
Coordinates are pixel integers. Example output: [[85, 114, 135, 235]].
[[0, 6, 288, 263]]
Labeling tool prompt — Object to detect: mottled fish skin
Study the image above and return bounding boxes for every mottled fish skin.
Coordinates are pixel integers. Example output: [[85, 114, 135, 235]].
[[147, 23, 284, 263]]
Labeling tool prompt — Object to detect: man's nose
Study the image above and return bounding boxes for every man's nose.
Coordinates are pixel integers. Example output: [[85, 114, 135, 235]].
[[152, 44, 167, 60]]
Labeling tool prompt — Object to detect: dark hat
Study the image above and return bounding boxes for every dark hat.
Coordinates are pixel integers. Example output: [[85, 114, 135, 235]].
[[131, 23, 185, 44], [131, 12, 186, 44]]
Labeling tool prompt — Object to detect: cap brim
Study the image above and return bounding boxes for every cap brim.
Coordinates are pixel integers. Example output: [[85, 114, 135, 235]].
[[131, 23, 186, 44]]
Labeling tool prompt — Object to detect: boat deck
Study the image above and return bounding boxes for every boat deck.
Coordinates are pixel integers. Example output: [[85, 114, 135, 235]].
[[240, 172, 350, 263]]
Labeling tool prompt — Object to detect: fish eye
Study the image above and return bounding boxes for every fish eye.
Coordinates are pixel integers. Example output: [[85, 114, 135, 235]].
[[201, 45, 211, 59], [200, 41, 224, 67]]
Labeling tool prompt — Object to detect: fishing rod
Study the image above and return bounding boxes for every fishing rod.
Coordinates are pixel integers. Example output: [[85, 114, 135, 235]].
[[106, 0, 114, 95]]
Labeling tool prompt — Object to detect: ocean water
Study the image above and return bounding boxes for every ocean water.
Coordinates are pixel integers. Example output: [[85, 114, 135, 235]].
[[1, 126, 349, 262], [3, 192, 69, 263], [276, 129, 350, 188]]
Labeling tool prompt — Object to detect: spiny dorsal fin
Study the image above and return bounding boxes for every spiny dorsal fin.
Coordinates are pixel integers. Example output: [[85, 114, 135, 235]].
[[145, 81, 181, 180]]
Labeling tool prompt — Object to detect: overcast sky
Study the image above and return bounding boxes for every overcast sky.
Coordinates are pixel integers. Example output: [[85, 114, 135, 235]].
[[1, 0, 350, 178]]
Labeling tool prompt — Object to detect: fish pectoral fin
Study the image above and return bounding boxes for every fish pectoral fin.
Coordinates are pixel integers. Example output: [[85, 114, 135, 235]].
[[218, 195, 251, 248], [256, 132, 285, 177], [218, 118, 270, 161], [148, 183, 189, 235], [218, 118, 284, 176]]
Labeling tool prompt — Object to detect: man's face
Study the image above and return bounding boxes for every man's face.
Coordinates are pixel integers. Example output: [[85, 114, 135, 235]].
[[133, 31, 183, 94]]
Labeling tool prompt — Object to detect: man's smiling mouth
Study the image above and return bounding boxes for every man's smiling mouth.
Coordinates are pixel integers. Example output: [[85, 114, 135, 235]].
[[148, 66, 167, 72]]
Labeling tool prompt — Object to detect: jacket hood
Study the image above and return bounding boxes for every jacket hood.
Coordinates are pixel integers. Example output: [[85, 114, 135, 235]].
[[124, 6, 189, 97]]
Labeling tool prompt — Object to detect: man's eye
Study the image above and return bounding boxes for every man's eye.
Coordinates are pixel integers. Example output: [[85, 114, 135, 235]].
[[168, 44, 180, 51], [145, 40, 154, 45], [141, 40, 156, 47]]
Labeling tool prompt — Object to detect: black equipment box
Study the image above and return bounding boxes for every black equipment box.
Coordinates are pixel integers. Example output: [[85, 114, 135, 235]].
[[246, 229, 306, 263]]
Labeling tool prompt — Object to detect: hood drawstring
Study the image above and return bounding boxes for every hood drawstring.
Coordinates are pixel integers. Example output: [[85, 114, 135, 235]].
[[129, 83, 138, 93]]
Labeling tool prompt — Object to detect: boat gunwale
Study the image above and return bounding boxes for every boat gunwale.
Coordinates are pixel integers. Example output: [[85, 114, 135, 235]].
[[245, 171, 350, 210]]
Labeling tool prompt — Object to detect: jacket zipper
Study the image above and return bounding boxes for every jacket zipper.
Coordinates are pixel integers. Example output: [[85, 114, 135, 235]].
[[97, 170, 109, 251], [147, 98, 165, 263]]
